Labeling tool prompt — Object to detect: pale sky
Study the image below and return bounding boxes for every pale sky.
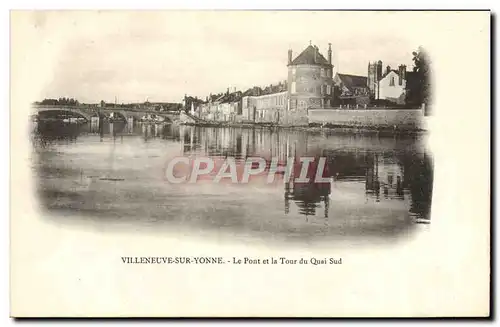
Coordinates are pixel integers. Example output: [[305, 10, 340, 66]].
[[30, 11, 419, 104]]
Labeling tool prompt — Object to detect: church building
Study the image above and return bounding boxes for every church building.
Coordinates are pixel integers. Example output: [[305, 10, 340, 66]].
[[367, 61, 409, 105]]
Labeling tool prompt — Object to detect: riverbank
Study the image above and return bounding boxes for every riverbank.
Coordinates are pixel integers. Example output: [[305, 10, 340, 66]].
[[178, 121, 426, 136]]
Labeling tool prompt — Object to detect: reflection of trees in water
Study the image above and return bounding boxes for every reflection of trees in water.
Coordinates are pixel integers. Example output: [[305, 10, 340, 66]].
[[398, 152, 433, 220]]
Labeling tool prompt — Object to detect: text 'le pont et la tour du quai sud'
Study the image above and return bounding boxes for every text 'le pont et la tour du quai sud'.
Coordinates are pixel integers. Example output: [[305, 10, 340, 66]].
[[233, 257, 343, 265]]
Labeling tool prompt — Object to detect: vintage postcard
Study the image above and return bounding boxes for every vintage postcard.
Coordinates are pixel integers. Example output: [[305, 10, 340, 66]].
[[10, 10, 490, 317]]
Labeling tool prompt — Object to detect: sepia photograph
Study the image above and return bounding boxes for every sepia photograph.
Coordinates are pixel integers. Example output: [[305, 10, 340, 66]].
[[10, 10, 490, 318], [30, 13, 433, 241]]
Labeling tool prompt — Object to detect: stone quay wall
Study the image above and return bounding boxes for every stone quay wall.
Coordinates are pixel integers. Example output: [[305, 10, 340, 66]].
[[308, 108, 424, 129]]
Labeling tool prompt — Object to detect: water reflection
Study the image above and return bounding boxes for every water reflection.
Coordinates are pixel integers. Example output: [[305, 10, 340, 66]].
[[173, 125, 433, 222], [32, 120, 433, 240], [34, 119, 157, 145]]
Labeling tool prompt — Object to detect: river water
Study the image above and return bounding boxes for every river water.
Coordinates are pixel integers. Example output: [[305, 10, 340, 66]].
[[31, 120, 433, 243]]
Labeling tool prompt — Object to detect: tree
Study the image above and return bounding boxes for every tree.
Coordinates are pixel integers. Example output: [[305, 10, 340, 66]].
[[41, 98, 58, 105], [411, 46, 431, 114]]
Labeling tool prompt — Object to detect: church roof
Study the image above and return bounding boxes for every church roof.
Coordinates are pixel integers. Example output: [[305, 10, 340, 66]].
[[290, 45, 330, 66], [335, 74, 368, 89]]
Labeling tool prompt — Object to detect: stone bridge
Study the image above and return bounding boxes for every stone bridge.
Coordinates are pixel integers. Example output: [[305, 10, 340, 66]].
[[32, 105, 180, 122]]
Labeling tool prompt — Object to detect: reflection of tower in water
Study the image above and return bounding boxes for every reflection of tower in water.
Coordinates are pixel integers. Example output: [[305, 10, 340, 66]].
[[283, 155, 331, 219]]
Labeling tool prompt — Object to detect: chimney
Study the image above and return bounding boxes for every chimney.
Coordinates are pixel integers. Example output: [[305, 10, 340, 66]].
[[226, 87, 229, 95], [288, 49, 292, 65], [328, 43, 332, 65], [386, 65, 391, 76]]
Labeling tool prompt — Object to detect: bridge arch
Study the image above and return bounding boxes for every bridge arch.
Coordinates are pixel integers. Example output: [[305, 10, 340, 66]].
[[36, 108, 92, 121], [33, 105, 179, 123]]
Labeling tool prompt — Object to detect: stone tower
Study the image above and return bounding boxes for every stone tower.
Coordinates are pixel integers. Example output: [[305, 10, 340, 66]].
[[287, 43, 335, 110]]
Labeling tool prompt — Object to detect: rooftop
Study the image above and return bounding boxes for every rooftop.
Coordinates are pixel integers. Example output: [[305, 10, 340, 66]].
[[335, 73, 368, 89], [290, 45, 330, 66]]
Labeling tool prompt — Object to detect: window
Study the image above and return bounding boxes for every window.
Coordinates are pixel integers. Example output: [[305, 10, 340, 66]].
[[390, 76, 395, 86], [320, 68, 326, 77], [292, 68, 296, 76], [291, 82, 296, 94], [326, 85, 331, 95]]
